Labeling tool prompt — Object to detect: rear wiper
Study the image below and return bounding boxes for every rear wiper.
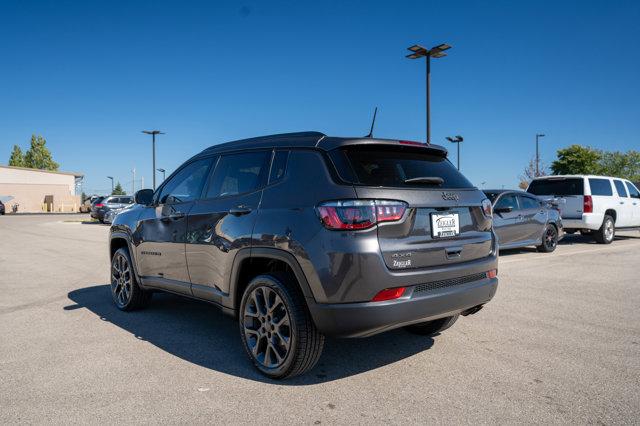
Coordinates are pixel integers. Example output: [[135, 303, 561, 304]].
[[404, 176, 444, 185]]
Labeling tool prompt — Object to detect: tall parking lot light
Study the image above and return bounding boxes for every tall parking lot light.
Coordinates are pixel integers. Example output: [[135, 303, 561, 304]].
[[446, 135, 464, 170], [142, 130, 165, 190], [406, 43, 451, 144], [107, 176, 114, 193], [157, 168, 166, 181], [536, 133, 545, 177]]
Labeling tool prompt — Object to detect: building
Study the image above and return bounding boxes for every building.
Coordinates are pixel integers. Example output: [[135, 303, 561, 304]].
[[0, 165, 83, 213]]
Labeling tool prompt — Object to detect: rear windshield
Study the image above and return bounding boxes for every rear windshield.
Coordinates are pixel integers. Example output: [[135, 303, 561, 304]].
[[527, 178, 584, 196], [331, 146, 474, 189]]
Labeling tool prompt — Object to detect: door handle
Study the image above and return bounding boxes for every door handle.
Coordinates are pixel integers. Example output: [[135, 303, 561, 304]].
[[229, 206, 252, 216], [620, 201, 625, 205]]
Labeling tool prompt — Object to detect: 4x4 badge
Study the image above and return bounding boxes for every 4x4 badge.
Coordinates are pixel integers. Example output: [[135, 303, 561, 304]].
[[442, 192, 459, 201]]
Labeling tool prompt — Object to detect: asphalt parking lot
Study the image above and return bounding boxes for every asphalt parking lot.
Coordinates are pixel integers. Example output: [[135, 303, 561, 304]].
[[1, 214, 639, 424]]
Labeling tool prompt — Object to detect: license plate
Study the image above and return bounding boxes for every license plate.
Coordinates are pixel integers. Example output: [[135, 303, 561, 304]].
[[431, 212, 460, 238]]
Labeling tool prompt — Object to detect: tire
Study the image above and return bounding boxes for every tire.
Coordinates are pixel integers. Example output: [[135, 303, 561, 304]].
[[239, 273, 324, 379], [110, 247, 152, 311], [404, 315, 459, 336], [594, 215, 615, 244], [537, 224, 558, 253]]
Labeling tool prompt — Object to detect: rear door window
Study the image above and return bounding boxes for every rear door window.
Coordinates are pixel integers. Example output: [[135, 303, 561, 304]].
[[527, 178, 584, 196], [589, 178, 613, 196], [335, 146, 474, 188], [614, 180, 628, 197], [205, 151, 270, 198]]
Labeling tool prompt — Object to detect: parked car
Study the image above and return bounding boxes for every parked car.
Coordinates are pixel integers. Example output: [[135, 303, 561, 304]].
[[103, 203, 135, 224], [527, 175, 640, 244], [0, 200, 4, 215], [483, 190, 563, 252], [91, 195, 133, 223], [108, 131, 498, 379]]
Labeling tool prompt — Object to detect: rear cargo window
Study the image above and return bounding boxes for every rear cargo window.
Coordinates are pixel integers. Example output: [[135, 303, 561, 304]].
[[527, 178, 584, 196], [332, 146, 474, 189], [589, 178, 613, 196]]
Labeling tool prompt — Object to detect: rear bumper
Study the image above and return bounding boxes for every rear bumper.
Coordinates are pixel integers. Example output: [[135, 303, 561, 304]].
[[562, 213, 604, 231], [308, 276, 498, 338]]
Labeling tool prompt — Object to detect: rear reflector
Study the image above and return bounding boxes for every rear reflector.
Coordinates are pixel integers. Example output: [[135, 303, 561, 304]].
[[487, 269, 497, 279], [317, 200, 407, 230], [583, 195, 593, 213], [372, 287, 406, 302]]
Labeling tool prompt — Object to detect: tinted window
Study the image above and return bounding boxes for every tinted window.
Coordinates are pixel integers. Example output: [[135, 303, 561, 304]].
[[206, 151, 270, 198], [519, 195, 540, 210], [589, 178, 613, 196], [158, 158, 212, 204], [339, 146, 474, 188], [269, 150, 289, 184], [495, 194, 518, 210], [626, 182, 640, 199], [614, 180, 628, 197], [527, 178, 584, 196]]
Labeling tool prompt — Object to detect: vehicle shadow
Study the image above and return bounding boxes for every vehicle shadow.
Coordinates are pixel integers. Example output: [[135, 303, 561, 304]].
[[65, 285, 435, 385]]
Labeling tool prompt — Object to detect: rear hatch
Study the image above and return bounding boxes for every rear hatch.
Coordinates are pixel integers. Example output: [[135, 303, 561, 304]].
[[527, 177, 584, 219], [328, 143, 493, 270]]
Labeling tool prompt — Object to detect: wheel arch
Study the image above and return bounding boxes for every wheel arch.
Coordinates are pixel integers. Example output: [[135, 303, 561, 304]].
[[109, 232, 143, 285], [604, 209, 617, 223]]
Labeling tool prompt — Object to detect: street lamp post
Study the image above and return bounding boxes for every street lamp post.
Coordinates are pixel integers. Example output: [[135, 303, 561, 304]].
[[157, 168, 166, 181], [107, 176, 114, 194], [406, 43, 451, 144], [535, 133, 545, 177], [446, 135, 464, 170], [142, 130, 165, 190]]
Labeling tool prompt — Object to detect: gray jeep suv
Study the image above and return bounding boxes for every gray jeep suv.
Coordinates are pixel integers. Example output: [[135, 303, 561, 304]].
[[109, 132, 498, 379]]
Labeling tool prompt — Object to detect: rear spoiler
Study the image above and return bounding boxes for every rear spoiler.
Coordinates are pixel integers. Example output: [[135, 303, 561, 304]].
[[317, 137, 448, 156]]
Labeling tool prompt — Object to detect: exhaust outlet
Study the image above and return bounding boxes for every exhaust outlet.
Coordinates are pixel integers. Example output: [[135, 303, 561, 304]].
[[461, 304, 483, 316]]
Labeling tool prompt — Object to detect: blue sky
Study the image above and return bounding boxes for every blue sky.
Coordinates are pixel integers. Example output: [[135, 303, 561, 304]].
[[1, 0, 639, 194]]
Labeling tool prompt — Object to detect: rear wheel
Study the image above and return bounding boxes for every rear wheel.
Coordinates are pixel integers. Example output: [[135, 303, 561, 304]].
[[537, 224, 558, 253], [239, 273, 324, 379], [110, 247, 152, 310], [594, 215, 615, 244], [404, 315, 459, 336]]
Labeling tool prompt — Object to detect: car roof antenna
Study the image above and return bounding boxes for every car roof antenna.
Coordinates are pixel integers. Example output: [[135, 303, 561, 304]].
[[365, 107, 378, 138]]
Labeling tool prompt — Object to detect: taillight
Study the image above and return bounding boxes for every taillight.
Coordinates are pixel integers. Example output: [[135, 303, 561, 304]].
[[481, 198, 492, 217], [372, 287, 406, 302], [317, 200, 407, 230], [95, 203, 104, 208], [583, 195, 593, 213]]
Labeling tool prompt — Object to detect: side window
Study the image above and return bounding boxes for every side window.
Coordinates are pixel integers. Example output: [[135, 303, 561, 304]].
[[205, 151, 270, 198], [269, 150, 289, 184], [626, 182, 640, 199], [614, 180, 628, 197], [589, 178, 613, 196], [495, 194, 518, 211], [519, 195, 540, 210], [158, 158, 212, 205]]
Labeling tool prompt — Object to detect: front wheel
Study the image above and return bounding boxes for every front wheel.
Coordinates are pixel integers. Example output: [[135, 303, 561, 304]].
[[110, 247, 152, 311], [594, 215, 615, 244], [537, 224, 558, 253], [404, 315, 459, 336], [239, 273, 324, 379]]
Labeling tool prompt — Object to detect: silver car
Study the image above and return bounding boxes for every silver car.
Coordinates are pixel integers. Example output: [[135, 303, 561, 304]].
[[103, 203, 135, 224], [483, 189, 564, 252]]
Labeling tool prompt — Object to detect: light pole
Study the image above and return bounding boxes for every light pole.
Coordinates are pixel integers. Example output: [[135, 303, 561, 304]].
[[446, 135, 464, 170], [142, 130, 165, 190], [535, 133, 545, 177], [157, 168, 166, 181], [107, 176, 114, 194], [406, 43, 451, 144]]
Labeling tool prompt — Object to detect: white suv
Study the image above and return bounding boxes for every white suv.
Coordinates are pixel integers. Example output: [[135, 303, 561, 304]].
[[527, 175, 640, 244]]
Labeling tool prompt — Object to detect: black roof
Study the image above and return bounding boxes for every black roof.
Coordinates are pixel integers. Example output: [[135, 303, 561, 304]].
[[195, 131, 449, 157], [483, 189, 528, 194]]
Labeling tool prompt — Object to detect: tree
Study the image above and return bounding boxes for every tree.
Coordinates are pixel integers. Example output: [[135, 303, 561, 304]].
[[112, 182, 126, 195], [8, 145, 25, 167], [24, 134, 59, 171], [551, 145, 601, 175], [519, 157, 547, 189], [598, 150, 640, 181]]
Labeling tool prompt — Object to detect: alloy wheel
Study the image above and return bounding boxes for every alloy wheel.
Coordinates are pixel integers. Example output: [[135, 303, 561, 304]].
[[242, 286, 292, 369], [604, 220, 614, 242], [111, 253, 132, 308], [545, 226, 557, 249]]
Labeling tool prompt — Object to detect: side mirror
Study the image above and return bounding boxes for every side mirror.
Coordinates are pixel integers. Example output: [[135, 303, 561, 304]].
[[134, 189, 154, 206], [494, 206, 514, 214]]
